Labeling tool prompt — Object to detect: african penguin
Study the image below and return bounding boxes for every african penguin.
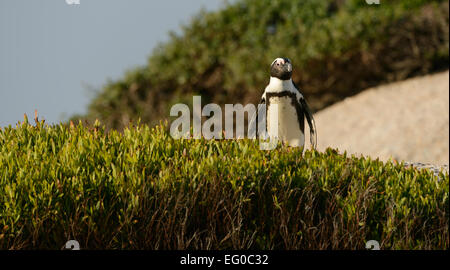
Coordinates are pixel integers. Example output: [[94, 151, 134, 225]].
[[249, 57, 317, 149]]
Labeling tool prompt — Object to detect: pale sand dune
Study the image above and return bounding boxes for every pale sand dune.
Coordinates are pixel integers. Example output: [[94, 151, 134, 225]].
[[304, 70, 449, 166]]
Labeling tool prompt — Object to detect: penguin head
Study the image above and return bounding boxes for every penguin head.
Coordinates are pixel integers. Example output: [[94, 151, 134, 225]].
[[270, 57, 292, 80]]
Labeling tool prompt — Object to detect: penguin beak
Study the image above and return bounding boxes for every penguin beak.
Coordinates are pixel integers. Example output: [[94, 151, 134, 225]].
[[285, 62, 292, 73]]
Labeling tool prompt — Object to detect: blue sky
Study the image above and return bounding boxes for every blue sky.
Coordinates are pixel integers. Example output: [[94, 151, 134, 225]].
[[0, 0, 225, 127]]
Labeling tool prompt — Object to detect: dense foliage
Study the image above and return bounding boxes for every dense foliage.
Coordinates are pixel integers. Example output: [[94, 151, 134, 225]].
[[75, 0, 449, 130], [0, 118, 448, 249]]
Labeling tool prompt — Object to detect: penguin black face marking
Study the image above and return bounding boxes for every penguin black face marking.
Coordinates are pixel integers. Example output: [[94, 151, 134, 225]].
[[270, 57, 292, 80]]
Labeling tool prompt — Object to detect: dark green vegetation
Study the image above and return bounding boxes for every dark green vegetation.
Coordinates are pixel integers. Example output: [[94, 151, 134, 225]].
[[74, 0, 449, 130], [0, 119, 448, 249]]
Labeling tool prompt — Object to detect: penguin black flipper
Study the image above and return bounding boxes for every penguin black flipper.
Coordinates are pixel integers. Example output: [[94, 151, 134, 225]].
[[299, 97, 317, 149], [248, 96, 266, 139], [292, 81, 317, 149]]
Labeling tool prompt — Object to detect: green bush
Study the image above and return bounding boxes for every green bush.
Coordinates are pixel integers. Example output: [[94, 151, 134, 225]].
[[76, 0, 449, 130], [0, 118, 448, 249]]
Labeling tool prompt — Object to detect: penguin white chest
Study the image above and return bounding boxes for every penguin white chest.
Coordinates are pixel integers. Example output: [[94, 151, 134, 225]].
[[267, 95, 305, 147]]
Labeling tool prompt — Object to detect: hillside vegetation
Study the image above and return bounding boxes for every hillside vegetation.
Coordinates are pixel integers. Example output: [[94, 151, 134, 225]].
[[75, 0, 449, 130], [0, 119, 448, 249]]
